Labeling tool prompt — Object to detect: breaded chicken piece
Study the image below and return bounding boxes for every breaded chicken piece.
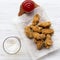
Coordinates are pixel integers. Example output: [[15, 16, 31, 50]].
[[46, 34, 51, 39], [36, 40, 44, 50], [42, 29, 54, 35], [30, 25, 42, 33], [33, 39, 43, 44], [24, 14, 54, 50], [32, 14, 40, 25], [33, 32, 45, 40], [38, 21, 51, 28], [44, 34, 53, 48], [25, 26, 33, 39], [33, 39, 38, 44]]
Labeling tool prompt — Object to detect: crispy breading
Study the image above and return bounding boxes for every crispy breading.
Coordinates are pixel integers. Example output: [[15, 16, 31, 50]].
[[33, 32, 45, 40], [38, 21, 51, 28], [24, 14, 54, 50], [30, 25, 42, 33], [36, 40, 44, 50], [46, 34, 51, 39], [33, 39, 38, 44], [25, 26, 33, 39], [32, 14, 40, 25], [42, 29, 54, 35], [44, 34, 53, 48]]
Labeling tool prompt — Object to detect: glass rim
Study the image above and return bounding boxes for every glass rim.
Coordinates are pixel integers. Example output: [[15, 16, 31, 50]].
[[3, 36, 21, 55]]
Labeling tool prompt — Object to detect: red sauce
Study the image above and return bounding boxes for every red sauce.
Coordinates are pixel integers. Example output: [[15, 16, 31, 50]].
[[22, 0, 35, 12]]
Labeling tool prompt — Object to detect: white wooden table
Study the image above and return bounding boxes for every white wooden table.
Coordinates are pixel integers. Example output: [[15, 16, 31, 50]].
[[0, 0, 60, 60]]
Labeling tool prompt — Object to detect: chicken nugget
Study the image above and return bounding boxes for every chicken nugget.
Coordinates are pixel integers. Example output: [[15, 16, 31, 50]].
[[42, 29, 54, 35], [30, 25, 42, 33], [32, 14, 40, 25], [25, 26, 33, 39], [44, 34, 53, 48], [38, 21, 51, 28], [33, 32, 45, 40], [46, 34, 51, 39], [36, 40, 44, 50], [33, 39, 38, 44]]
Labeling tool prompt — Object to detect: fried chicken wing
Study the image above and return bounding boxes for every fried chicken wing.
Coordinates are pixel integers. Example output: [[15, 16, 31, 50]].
[[25, 26, 33, 39], [36, 40, 44, 50], [38, 21, 51, 28], [46, 34, 51, 39], [44, 34, 53, 48], [32, 14, 40, 25], [30, 25, 42, 33], [33, 39, 38, 44], [42, 29, 54, 35], [33, 32, 45, 40]]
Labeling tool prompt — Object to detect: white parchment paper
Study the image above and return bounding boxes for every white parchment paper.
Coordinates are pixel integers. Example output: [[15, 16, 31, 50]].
[[13, 7, 60, 60]]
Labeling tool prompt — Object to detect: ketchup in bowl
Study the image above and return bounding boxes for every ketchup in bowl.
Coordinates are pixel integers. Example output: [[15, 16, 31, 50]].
[[18, 0, 38, 16], [22, 0, 35, 12]]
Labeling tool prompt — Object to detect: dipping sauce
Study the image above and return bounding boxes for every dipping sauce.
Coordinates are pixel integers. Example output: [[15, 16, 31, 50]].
[[3, 36, 21, 54], [18, 0, 38, 16], [22, 0, 35, 12]]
